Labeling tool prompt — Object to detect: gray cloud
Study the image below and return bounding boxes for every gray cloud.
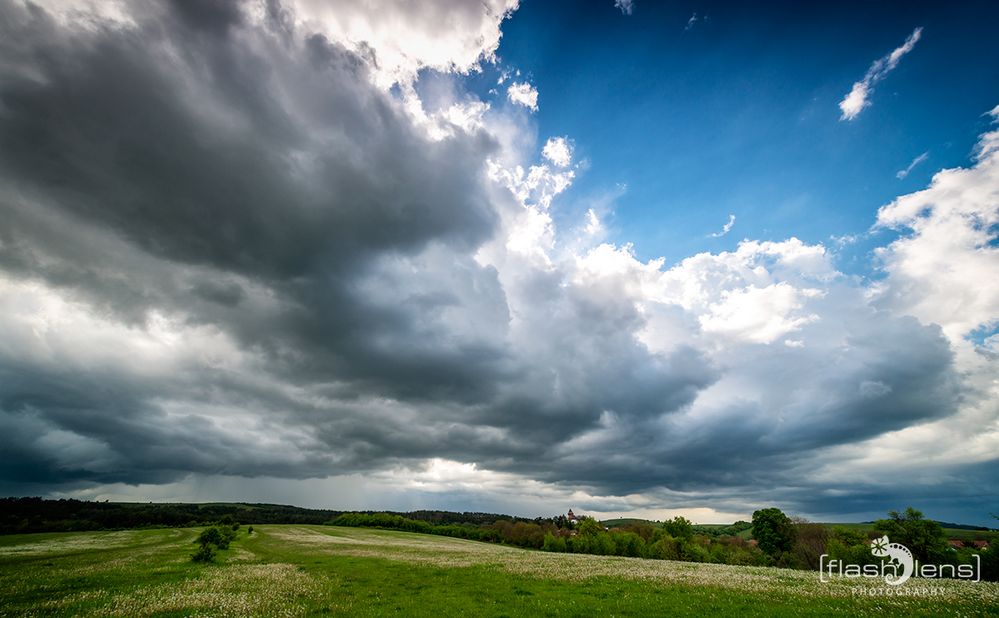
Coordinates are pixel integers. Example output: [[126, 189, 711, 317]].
[[0, 0, 990, 524]]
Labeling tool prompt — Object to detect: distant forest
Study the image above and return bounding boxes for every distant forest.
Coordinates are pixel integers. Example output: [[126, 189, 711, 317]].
[[0, 497, 538, 535]]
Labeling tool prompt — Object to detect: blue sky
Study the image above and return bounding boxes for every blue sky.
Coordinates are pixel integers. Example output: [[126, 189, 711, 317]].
[[1, 0, 998, 526], [474, 1, 999, 269]]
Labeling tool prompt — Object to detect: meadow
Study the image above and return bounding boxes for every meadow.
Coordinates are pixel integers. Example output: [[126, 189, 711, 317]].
[[1, 525, 996, 616]]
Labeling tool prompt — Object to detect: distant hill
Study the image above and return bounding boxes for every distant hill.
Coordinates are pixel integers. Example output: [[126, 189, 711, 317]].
[[853, 520, 991, 531], [819, 522, 996, 542], [934, 521, 994, 532], [0, 498, 535, 535], [600, 517, 996, 542], [599, 518, 661, 529]]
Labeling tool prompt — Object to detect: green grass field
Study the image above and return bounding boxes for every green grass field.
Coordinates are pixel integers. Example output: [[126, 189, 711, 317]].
[[1, 525, 996, 616]]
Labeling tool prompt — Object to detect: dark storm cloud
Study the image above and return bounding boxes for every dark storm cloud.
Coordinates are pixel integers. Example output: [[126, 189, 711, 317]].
[[478, 300, 961, 501], [0, 4, 494, 277], [0, 0, 505, 396], [0, 0, 979, 520], [0, 0, 718, 492], [0, 0, 616, 486], [170, 0, 245, 33], [729, 455, 999, 527]]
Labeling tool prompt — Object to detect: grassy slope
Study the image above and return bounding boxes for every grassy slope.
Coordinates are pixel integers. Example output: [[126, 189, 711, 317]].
[[0, 525, 995, 617]]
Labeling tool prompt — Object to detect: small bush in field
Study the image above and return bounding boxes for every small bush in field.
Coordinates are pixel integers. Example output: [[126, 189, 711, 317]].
[[196, 526, 235, 549], [191, 525, 238, 562], [191, 542, 216, 563]]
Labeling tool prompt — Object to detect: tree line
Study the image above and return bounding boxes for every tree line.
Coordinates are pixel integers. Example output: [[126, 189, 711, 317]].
[[0, 498, 539, 535], [0, 497, 339, 533]]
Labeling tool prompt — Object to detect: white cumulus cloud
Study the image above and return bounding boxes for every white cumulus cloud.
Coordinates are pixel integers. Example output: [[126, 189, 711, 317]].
[[291, 0, 520, 87], [875, 108, 999, 343], [542, 136, 573, 167], [507, 81, 539, 111]]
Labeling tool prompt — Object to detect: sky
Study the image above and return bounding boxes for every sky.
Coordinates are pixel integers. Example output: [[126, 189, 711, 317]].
[[0, 0, 997, 525]]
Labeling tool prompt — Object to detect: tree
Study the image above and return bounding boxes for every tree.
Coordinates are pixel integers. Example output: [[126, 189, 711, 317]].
[[578, 518, 603, 537], [789, 518, 829, 570], [662, 517, 693, 540], [613, 531, 646, 557], [541, 532, 566, 552], [191, 525, 236, 562], [874, 507, 947, 563], [981, 513, 999, 582], [679, 538, 711, 562], [191, 543, 216, 563], [197, 526, 225, 548], [191, 524, 238, 562], [751, 508, 797, 558], [622, 522, 656, 542], [825, 526, 880, 568], [648, 534, 680, 560]]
